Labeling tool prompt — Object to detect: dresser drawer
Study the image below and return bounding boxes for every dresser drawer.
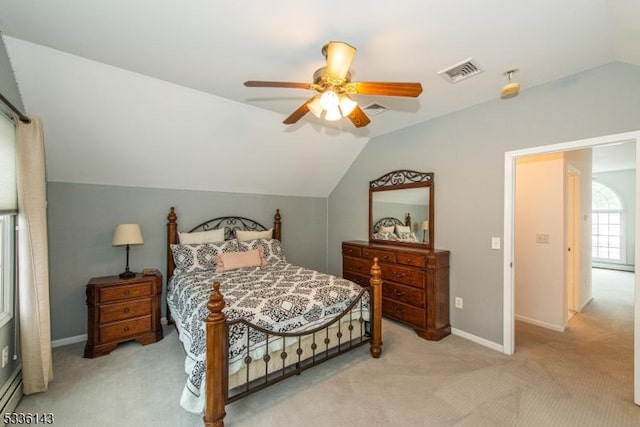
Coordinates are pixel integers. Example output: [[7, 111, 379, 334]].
[[342, 244, 362, 258], [99, 282, 152, 303], [343, 271, 370, 287], [343, 256, 372, 275], [382, 281, 424, 308], [99, 315, 152, 344], [381, 264, 424, 288], [382, 298, 425, 329], [361, 248, 396, 264], [99, 299, 152, 323], [396, 253, 426, 268]]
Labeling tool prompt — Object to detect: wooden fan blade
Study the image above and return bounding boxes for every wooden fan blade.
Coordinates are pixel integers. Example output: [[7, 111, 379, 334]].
[[244, 81, 313, 90], [283, 97, 315, 125], [347, 105, 371, 128], [352, 82, 423, 97]]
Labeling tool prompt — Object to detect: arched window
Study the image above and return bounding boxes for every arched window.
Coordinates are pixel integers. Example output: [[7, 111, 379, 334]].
[[592, 181, 623, 262]]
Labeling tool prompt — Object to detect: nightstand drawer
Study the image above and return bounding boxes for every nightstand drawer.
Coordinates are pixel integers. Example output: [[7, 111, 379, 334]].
[[99, 299, 152, 323], [381, 264, 424, 288], [99, 315, 152, 344], [99, 282, 152, 303], [382, 281, 424, 308]]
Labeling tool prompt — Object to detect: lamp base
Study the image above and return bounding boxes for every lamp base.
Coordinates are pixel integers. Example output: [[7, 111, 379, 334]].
[[119, 270, 136, 279]]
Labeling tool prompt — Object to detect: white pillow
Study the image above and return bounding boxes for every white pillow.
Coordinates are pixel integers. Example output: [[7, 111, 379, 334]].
[[235, 228, 273, 242], [395, 225, 411, 234], [378, 225, 395, 234], [178, 228, 225, 244]]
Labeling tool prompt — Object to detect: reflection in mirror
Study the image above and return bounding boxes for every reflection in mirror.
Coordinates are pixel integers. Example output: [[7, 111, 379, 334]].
[[372, 188, 430, 243], [369, 170, 434, 249]]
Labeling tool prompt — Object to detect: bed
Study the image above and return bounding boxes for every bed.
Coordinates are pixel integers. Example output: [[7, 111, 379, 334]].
[[372, 214, 419, 242], [165, 207, 382, 427]]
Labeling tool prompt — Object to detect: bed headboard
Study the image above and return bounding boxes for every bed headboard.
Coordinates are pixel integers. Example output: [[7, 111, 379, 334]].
[[373, 216, 404, 233], [166, 207, 282, 281]]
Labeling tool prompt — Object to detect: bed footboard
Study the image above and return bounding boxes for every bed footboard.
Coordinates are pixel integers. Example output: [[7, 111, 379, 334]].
[[203, 257, 383, 427]]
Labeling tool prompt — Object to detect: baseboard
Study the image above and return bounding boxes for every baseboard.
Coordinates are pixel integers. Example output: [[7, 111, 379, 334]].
[[0, 366, 22, 416], [51, 334, 87, 348], [161, 316, 168, 325], [515, 315, 565, 332], [579, 297, 593, 312], [451, 328, 504, 353]]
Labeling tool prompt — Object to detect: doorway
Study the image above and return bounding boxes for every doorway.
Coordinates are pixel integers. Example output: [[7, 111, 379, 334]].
[[503, 130, 640, 405]]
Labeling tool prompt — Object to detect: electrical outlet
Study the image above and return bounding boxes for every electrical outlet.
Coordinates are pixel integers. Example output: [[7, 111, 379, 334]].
[[2, 347, 8, 368], [455, 297, 463, 309], [491, 237, 501, 250]]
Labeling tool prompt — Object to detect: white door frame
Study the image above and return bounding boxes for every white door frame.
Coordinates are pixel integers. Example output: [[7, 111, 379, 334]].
[[503, 130, 640, 405]]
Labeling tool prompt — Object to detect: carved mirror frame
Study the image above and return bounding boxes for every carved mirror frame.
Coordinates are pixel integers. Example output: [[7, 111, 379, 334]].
[[369, 170, 434, 250]]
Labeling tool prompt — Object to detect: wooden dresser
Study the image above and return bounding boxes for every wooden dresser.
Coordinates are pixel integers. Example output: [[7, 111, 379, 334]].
[[342, 240, 450, 340], [84, 272, 163, 358]]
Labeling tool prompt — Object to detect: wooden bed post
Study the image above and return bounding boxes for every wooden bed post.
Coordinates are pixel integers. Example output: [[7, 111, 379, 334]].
[[204, 282, 228, 427], [405, 212, 412, 229], [273, 208, 282, 241], [369, 257, 383, 358], [167, 207, 178, 324]]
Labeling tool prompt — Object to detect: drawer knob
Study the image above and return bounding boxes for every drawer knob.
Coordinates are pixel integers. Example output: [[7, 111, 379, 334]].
[[348, 249, 353, 253], [394, 289, 405, 297], [382, 255, 389, 260], [124, 308, 130, 314], [394, 272, 405, 278], [394, 307, 405, 315], [406, 259, 413, 263], [355, 265, 362, 270], [123, 326, 130, 332]]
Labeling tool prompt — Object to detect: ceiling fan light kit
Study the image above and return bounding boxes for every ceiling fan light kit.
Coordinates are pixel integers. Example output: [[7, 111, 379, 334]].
[[501, 68, 520, 99], [244, 41, 423, 128]]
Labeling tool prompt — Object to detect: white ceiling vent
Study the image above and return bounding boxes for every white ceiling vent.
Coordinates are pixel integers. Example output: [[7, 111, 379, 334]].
[[362, 102, 389, 116], [438, 58, 483, 83]]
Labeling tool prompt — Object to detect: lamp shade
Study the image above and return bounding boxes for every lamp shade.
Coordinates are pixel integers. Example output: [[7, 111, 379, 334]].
[[112, 224, 144, 246], [419, 220, 429, 231]]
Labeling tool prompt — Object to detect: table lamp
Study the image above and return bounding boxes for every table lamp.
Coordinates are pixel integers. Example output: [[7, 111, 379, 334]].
[[112, 224, 144, 279], [419, 220, 429, 243]]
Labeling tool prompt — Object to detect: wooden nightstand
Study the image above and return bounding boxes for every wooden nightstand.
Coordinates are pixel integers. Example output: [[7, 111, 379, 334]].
[[84, 272, 163, 358]]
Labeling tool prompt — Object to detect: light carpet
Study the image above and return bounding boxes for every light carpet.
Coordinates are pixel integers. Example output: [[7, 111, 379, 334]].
[[16, 268, 640, 426]]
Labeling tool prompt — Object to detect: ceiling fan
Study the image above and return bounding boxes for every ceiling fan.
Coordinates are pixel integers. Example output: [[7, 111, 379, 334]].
[[244, 41, 423, 128]]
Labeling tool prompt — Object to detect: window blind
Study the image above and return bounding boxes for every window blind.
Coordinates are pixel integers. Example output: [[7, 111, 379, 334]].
[[0, 115, 16, 214]]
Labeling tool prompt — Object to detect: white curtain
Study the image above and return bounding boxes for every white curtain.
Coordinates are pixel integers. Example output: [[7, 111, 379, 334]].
[[15, 115, 53, 394]]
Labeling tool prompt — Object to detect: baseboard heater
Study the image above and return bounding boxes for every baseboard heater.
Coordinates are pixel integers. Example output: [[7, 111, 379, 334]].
[[0, 367, 23, 420]]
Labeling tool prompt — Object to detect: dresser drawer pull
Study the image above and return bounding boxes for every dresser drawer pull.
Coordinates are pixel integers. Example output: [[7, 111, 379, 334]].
[[355, 265, 362, 270], [123, 308, 130, 314], [124, 290, 131, 296], [394, 307, 405, 315], [394, 272, 406, 279], [123, 326, 130, 332], [347, 248, 354, 254], [405, 259, 414, 263], [382, 255, 389, 260], [393, 289, 405, 297]]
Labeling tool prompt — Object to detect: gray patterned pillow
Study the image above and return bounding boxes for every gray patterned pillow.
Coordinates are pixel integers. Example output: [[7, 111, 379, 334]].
[[237, 238, 286, 264], [374, 232, 398, 241], [397, 231, 418, 242], [171, 240, 239, 273]]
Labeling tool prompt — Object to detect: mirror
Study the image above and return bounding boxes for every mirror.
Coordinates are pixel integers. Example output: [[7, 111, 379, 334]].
[[369, 170, 434, 249]]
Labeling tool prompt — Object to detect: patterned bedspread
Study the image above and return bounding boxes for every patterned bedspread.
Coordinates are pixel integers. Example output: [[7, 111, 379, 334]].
[[167, 260, 370, 413]]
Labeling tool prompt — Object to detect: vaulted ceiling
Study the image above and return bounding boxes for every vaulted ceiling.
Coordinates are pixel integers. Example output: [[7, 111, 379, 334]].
[[1, 0, 638, 196]]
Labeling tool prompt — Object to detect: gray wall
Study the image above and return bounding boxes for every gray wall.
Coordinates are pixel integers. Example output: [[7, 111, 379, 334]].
[[0, 35, 22, 394], [328, 61, 640, 345], [47, 182, 327, 341], [593, 168, 636, 269]]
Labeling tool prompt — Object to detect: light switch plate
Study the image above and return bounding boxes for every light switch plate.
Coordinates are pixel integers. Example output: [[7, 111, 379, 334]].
[[491, 237, 501, 250]]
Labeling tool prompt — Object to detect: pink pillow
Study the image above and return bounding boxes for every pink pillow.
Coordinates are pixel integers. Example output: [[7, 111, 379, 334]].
[[214, 248, 265, 272]]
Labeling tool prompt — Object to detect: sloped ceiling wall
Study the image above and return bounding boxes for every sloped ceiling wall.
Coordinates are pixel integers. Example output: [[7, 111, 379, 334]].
[[5, 37, 368, 197]]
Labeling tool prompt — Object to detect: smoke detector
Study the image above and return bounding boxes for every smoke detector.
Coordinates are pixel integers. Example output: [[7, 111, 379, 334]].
[[438, 58, 483, 83]]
